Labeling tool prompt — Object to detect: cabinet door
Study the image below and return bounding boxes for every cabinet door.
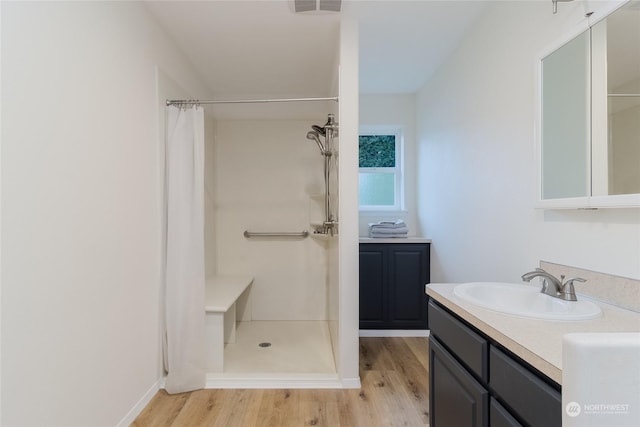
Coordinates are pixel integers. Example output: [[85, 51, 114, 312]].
[[430, 336, 489, 427], [388, 244, 429, 328], [359, 245, 386, 328], [490, 398, 522, 427]]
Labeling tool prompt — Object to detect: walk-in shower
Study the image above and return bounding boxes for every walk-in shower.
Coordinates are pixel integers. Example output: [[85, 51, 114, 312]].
[[307, 113, 338, 235], [162, 95, 342, 388]]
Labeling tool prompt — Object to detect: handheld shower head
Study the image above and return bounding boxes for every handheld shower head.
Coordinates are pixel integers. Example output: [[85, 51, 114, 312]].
[[306, 131, 325, 153], [306, 130, 319, 142]]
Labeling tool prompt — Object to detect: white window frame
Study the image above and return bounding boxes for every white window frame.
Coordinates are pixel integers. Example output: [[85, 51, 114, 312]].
[[358, 127, 404, 211]]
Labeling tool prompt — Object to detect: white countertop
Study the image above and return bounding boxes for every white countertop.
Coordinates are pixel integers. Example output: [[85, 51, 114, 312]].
[[359, 237, 432, 244], [426, 283, 640, 384]]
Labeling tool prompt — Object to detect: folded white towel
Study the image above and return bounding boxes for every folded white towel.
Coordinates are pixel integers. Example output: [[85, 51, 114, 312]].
[[369, 227, 409, 238], [369, 226, 409, 235], [368, 220, 407, 229], [369, 233, 408, 238]]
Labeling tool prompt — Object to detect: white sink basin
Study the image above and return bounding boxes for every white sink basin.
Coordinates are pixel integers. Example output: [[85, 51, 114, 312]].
[[453, 282, 602, 321]]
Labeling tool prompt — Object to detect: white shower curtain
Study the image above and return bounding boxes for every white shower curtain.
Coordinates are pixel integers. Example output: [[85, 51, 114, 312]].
[[163, 105, 206, 394]]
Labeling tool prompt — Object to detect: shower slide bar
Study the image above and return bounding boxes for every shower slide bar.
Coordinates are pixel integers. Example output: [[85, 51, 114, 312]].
[[243, 230, 309, 239], [166, 96, 338, 106]]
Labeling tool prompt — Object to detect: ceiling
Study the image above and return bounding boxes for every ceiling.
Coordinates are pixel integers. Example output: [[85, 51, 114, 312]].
[[348, 0, 486, 93], [145, 0, 487, 109]]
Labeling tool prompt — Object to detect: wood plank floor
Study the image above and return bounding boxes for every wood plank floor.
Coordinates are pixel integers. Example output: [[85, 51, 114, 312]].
[[132, 337, 430, 427]]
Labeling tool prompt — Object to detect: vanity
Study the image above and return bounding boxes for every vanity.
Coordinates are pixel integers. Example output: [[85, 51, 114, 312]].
[[426, 282, 640, 426], [428, 297, 561, 426]]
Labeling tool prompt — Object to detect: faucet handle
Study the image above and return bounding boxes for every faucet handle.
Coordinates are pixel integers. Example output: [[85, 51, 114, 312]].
[[560, 277, 586, 301], [563, 277, 586, 286]]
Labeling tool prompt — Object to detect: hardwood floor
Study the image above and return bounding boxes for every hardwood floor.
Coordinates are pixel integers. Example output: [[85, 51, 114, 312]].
[[132, 337, 430, 427]]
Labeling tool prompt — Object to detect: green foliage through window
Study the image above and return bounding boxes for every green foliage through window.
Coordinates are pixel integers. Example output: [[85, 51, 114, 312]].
[[359, 135, 395, 167]]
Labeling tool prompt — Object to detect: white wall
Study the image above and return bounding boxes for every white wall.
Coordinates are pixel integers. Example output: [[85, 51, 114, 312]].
[[416, 0, 640, 283], [328, 55, 341, 368], [1, 2, 210, 425], [338, 16, 361, 387], [359, 94, 418, 236], [212, 120, 330, 320]]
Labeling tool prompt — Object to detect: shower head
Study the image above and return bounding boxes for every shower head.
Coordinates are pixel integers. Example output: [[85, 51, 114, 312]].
[[306, 131, 325, 153], [311, 125, 326, 136], [306, 130, 319, 141]]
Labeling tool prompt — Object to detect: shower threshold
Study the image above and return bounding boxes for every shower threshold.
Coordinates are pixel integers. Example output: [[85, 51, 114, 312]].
[[205, 372, 342, 389], [206, 320, 340, 389]]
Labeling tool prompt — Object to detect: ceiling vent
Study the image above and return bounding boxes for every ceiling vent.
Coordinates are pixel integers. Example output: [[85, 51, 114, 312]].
[[294, 0, 341, 13]]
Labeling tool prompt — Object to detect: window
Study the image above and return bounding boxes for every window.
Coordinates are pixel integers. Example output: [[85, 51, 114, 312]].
[[359, 129, 403, 210]]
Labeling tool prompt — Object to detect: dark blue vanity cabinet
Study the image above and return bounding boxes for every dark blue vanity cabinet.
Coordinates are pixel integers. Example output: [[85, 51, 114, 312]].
[[428, 300, 562, 427], [359, 243, 430, 329]]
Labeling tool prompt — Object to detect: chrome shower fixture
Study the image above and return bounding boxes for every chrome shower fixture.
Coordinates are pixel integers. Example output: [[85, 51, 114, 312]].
[[310, 114, 337, 137], [306, 130, 326, 154], [311, 125, 326, 136], [324, 113, 336, 127], [322, 113, 338, 133], [306, 114, 338, 236]]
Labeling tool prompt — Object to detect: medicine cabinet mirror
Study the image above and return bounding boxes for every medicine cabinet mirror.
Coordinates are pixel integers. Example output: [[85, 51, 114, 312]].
[[539, 0, 640, 208]]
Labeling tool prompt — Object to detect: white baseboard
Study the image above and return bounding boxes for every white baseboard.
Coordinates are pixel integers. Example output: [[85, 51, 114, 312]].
[[359, 329, 430, 337], [117, 378, 162, 427], [340, 376, 362, 389]]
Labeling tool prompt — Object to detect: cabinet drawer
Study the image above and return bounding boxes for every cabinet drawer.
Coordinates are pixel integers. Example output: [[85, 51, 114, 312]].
[[428, 301, 488, 382], [489, 345, 561, 427], [490, 397, 522, 427]]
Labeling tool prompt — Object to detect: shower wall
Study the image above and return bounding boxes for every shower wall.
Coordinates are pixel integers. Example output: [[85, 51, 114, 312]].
[[204, 115, 217, 278], [211, 119, 330, 321]]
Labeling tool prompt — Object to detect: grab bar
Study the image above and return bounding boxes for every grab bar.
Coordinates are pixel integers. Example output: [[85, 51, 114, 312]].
[[243, 230, 309, 239]]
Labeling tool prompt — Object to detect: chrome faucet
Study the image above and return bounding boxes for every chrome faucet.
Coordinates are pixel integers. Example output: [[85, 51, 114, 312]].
[[522, 268, 562, 297], [521, 268, 585, 301]]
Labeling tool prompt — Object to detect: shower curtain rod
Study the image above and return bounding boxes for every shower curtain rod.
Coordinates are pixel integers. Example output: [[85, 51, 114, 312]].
[[166, 96, 338, 106]]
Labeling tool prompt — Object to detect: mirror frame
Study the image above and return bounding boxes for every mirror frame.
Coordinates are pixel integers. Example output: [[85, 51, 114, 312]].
[[535, 0, 640, 209]]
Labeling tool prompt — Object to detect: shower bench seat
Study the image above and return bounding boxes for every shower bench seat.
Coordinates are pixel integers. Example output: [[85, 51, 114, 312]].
[[205, 275, 254, 372]]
